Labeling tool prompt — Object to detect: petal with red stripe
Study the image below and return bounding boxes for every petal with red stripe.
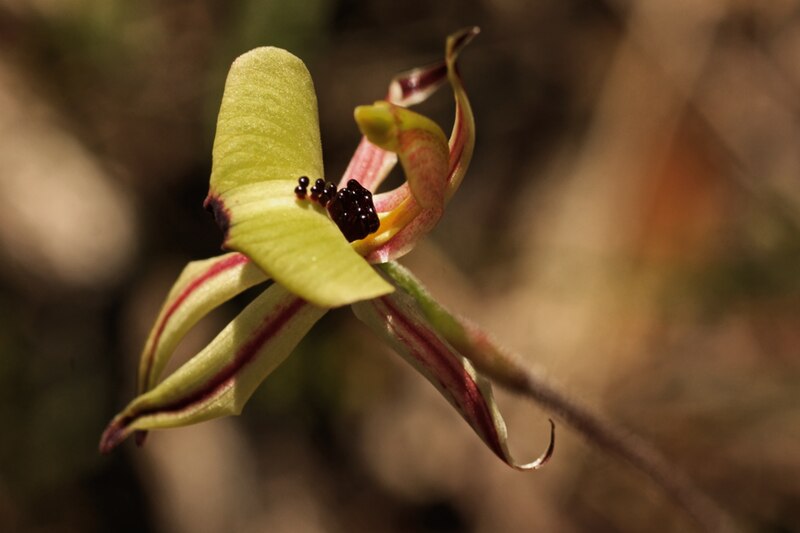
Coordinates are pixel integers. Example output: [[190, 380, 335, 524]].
[[138, 253, 268, 394], [351, 281, 553, 470], [379, 261, 537, 391], [364, 27, 479, 263], [338, 26, 479, 196], [100, 283, 326, 453]]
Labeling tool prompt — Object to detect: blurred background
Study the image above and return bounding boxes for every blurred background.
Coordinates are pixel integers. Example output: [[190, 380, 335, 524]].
[[1, 0, 799, 531]]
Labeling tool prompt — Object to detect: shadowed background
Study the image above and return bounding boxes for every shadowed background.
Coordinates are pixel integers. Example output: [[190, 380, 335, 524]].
[[1, 1, 799, 532]]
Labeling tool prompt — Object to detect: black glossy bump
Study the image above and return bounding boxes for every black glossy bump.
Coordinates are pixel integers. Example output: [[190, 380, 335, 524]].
[[327, 180, 380, 242], [292, 178, 380, 242]]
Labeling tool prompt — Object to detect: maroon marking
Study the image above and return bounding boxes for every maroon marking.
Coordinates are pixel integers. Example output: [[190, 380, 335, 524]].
[[140, 253, 251, 392], [378, 297, 506, 459], [447, 105, 466, 181], [99, 418, 129, 454], [146, 297, 306, 413], [100, 297, 307, 454], [450, 27, 478, 54], [397, 64, 448, 101], [203, 193, 231, 241], [393, 27, 476, 104]]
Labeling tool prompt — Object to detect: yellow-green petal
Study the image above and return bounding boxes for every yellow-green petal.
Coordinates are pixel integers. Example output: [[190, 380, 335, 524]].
[[138, 253, 269, 395], [100, 283, 327, 452], [219, 181, 393, 306], [206, 47, 392, 307], [209, 47, 323, 194]]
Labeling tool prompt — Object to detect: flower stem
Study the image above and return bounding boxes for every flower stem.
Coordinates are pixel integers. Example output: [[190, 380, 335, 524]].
[[507, 364, 737, 533], [381, 260, 737, 532]]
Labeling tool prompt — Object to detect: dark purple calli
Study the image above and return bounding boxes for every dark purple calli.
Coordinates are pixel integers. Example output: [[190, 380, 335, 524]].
[[100, 27, 554, 471]]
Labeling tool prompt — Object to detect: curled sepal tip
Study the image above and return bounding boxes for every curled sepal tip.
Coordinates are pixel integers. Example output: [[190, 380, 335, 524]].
[[351, 285, 554, 470], [360, 28, 478, 263], [100, 283, 327, 453], [388, 26, 480, 107], [443, 27, 477, 201], [536, 419, 556, 469], [338, 27, 479, 195]]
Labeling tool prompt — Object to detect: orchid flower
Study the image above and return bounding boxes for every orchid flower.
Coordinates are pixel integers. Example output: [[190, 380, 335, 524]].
[[99, 27, 554, 471]]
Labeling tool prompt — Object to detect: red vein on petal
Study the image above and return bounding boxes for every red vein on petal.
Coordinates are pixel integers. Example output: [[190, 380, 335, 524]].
[[366, 103, 466, 262], [146, 297, 306, 415], [338, 137, 396, 191], [140, 253, 251, 391], [101, 296, 306, 453], [373, 183, 409, 213], [365, 58, 472, 262], [447, 105, 466, 182], [339, 63, 451, 193], [340, 43, 458, 194], [377, 296, 506, 459]]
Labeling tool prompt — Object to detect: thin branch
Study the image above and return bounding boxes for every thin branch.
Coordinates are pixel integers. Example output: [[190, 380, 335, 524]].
[[506, 363, 737, 533]]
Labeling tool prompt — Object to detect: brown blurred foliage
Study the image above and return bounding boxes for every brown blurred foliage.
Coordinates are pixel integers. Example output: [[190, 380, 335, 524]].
[[1, 1, 799, 532]]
